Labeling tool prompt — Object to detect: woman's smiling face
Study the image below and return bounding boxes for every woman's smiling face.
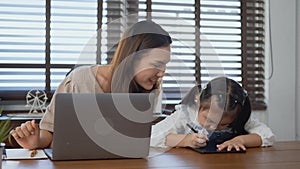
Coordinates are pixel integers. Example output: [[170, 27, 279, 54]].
[[133, 46, 170, 90]]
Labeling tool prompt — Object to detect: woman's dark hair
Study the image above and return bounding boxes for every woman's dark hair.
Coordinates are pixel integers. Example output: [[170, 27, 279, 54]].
[[181, 76, 251, 135], [109, 20, 172, 93]]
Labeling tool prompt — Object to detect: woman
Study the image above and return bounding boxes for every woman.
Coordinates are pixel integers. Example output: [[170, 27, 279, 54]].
[[10, 20, 172, 149]]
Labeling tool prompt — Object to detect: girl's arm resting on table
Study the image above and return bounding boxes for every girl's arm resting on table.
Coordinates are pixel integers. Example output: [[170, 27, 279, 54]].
[[166, 134, 187, 147], [245, 117, 275, 147], [234, 133, 263, 147], [166, 133, 208, 148], [217, 133, 262, 151], [150, 105, 188, 148]]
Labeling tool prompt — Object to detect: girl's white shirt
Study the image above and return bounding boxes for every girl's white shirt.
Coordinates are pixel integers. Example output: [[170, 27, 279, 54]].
[[150, 104, 275, 148]]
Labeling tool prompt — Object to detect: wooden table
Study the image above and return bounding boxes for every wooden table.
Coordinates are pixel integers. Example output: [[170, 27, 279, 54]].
[[2, 141, 300, 169]]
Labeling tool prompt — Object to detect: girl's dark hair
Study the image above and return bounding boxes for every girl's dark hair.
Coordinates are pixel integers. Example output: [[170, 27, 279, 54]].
[[109, 20, 172, 93], [181, 76, 251, 135]]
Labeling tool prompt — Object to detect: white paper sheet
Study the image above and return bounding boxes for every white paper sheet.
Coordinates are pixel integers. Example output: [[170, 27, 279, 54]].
[[3, 149, 48, 160]]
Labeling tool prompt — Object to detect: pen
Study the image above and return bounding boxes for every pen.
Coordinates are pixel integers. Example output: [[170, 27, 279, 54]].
[[187, 123, 210, 145], [187, 123, 198, 133], [2, 147, 7, 159], [30, 149, 37, 157], [187, 123, 210, 136]]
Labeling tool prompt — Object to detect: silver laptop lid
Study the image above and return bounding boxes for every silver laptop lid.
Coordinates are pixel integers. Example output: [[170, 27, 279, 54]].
[[51, 93, 155, 160]]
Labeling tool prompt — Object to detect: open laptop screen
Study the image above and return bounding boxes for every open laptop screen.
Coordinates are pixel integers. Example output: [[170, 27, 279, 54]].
[[47, 93, 155, 160]]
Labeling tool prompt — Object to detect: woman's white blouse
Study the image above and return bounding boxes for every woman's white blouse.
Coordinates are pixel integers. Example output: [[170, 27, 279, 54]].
[[150, 104, 275, 148]]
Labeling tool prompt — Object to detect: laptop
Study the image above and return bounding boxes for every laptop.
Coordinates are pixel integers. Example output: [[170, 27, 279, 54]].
[[44, 93, 155, 160]]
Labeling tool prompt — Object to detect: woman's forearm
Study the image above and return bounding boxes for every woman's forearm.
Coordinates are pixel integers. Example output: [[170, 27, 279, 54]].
[[39, 130, 53, 148]]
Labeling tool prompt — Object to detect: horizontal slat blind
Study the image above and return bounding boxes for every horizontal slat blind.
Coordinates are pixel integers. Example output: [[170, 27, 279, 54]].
[[199, 0, 242, 84], [0, 0, 266, 110], [0, 0, 46, 91], [104, 0, 125, 63], [241, 0, 266, 109], [139, 0, 197, 108], [138, 0, 266, 110], [103, 0, 139, 64], [50, 0, 98, 89]]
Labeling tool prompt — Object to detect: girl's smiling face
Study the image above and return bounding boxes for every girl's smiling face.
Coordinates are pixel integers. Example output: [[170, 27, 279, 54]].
[[133, 46, 170, 90]]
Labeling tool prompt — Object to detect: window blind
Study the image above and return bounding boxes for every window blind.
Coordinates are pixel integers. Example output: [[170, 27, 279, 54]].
[[0, 0, 46, 96], [199, 0, 242, 84], [241, 0, 266, 110], [139, 0, 197, 109], [102, 0, 140, 64], [50, 0, 98, 90], [0, 0, 266, 110], [139, 0, 266, 110]]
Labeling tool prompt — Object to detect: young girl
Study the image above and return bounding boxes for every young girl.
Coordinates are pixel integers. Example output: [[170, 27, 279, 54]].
[[151, 77, 275, 151]]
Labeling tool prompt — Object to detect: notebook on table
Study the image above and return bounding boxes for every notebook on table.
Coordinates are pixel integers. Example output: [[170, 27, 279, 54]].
[[191, 142, 246, 154], [191, 131, 246, 154], [44, 93, 155, 160]]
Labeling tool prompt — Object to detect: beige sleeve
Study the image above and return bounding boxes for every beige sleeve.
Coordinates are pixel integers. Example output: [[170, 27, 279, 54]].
[[39, 76, 74, 132]]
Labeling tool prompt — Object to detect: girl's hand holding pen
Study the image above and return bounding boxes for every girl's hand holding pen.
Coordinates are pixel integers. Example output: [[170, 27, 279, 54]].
[[186, 124, 209, 148], [185, 133, 209, 148]]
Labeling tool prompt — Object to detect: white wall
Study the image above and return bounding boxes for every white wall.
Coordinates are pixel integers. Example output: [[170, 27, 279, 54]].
[[267, 0, 297, 141], [296, 0, 300, 140]]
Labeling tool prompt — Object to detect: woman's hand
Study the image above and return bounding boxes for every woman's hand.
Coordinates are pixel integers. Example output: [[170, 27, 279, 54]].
[[183, 133, 209, 148], [10, 120, 40, 149], [216, 137, 246, 151]]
